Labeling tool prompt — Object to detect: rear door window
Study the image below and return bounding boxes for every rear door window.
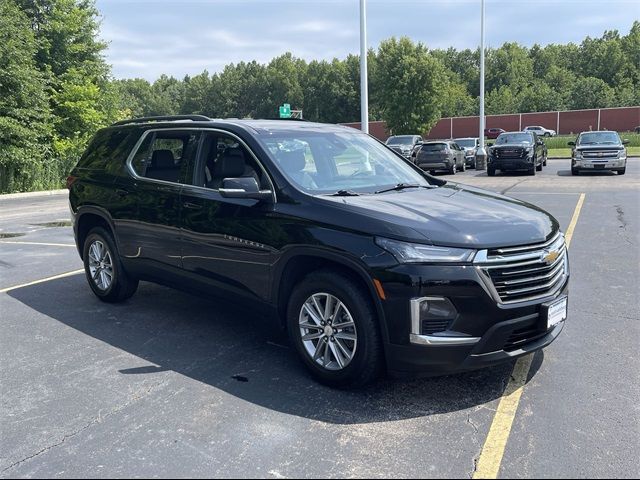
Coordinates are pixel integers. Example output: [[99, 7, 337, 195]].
[[130, 130, 201, 184]]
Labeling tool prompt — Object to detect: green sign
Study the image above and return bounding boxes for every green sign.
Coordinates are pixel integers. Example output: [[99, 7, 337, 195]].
[[279, 103, 291, 118]]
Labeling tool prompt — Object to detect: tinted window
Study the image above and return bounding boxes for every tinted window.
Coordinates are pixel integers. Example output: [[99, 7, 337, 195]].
[[193, 132, 269, 190], [455, 139, 476, 148], [386, 136, 414, 145], [78, 129, 131, 170], [130, 131, 200, 184], [421, 143, 448, 151]]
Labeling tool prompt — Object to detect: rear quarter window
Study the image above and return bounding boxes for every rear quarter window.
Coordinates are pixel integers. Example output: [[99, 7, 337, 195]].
[[77, 129, 133, 171]]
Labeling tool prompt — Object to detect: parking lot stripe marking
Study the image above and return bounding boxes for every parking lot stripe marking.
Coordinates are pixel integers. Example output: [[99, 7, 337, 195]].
[[564, 193, 585, 248], [0, 241, 76, 247], [0, 269, 84, 294], [473, 193, 585, 479]]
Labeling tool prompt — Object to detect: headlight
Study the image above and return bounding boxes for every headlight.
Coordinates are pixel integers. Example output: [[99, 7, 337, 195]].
[[618, 150, 627, 159], [376, 238, 476, 263], [573, 151, 582, 159]]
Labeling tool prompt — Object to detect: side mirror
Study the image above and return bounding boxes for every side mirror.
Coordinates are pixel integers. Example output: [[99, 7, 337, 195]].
[[622, 139, 630, 145], [567, 141, 576, 146], [219, 177, 273, 201], [486, 142, 493, 147]]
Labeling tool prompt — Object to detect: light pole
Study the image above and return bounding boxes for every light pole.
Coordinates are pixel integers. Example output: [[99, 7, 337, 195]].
[[360, 0, 369, 134], [475, 0, 487, 170]]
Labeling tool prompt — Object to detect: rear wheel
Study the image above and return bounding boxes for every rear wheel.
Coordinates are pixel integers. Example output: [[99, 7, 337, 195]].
[[544, 132, 550, 137], [83, 227, 138, 303], [449, 163, 457, 175], [460, 160, 466, 172], [287, 270, 383, 388]]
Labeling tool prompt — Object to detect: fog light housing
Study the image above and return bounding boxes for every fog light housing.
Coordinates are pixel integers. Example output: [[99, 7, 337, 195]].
[[411, 297, 458, 335]]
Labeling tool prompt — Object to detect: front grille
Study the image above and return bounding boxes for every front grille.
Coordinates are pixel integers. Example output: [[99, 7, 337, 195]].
[[476, 233, 568, 304], [494, 147, 525, 159], [581, 150, 619, 159]]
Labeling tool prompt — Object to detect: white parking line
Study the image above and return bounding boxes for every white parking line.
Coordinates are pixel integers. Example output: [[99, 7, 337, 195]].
[[0, 269, 84, 294], [0, 241, 76, 247]]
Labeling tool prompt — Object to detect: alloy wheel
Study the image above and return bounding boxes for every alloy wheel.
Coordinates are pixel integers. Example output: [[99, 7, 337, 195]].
[[298, 293, 357, 371], [88, 240, 114, 291]]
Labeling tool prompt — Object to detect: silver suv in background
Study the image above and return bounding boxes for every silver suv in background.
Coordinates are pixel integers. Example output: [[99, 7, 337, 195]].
[[454, 137, 479, 168], [385, 135, 423, 158], [524, 125, 556, 137], [568, 131, 629, 175], [414, 140, 466, 174]]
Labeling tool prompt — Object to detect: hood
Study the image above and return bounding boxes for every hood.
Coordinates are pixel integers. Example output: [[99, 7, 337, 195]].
[[317, 184, 558, 249]]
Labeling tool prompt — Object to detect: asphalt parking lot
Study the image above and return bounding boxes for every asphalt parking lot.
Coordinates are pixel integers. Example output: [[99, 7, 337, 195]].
[[1, 159, 639, 479]]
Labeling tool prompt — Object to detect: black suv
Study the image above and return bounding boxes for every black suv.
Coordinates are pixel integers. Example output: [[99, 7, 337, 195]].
[[69, 116, 569, 387], [487, 131, 547, 176]]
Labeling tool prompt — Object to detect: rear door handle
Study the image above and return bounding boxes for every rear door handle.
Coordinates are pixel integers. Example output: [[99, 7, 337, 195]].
[[116, 189, 130, 197], [183, 202, 202, 210]]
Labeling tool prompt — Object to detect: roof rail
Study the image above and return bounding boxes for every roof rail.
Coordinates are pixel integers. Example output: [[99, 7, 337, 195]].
[[111, 115, 211, 126]]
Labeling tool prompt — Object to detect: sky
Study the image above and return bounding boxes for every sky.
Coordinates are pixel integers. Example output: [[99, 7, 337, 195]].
[[96, 0, 640, 81]]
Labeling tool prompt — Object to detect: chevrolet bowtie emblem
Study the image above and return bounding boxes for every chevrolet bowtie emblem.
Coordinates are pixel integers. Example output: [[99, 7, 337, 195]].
[[543, 250, 560, 265]]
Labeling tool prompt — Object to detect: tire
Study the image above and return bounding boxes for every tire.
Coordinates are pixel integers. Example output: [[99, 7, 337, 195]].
[[83, 227, 138, 303], [527, 166, 536, 176], [449, 163, 457, 175], [460, 161, 466, 172], [287, 270, 383, 388], [544, 132, 550, 137], [618, 168, 626, 175], [536, 160, 543, 171], [571, 167, 579, 176], [487, 166, 496, 176]]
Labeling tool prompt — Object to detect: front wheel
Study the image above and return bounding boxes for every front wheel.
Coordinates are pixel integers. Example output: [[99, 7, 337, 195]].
[[487, 166, 496, 176], [571, 167, 579, 176], [544, 132, 550, 137], [617, 168, 626, 175], [83, 227, 138, 303], [287, 270, 383, 388], [536, 160, 543, 171], [527, 166, 536, 176]]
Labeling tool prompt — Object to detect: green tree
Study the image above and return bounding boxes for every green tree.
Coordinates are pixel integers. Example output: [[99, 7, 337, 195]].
[[374, 37, 448, 134], [0, 0, 53, 192], [568, 77, 616, 109]]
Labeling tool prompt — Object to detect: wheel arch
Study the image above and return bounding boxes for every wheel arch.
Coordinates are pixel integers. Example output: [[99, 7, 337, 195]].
[[75, 207, 117, 258], [273, 248, 389, 345]]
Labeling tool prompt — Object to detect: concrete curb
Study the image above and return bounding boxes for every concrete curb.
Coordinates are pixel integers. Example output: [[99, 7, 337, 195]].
[[0, 189, 67, 200]]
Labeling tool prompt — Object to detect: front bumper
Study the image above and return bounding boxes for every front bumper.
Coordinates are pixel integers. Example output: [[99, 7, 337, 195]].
[[489, 158, 534, 171], [375, 261, 569, 377], [573, 158, 626, 170]]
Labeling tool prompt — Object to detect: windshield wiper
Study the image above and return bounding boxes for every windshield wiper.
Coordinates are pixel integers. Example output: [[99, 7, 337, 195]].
[[328, 189, 361, 196], [375, 183, 430, 194]]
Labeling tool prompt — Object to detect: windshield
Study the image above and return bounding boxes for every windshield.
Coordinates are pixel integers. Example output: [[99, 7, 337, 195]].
[[495, 133, 533, 145], [386, 136, 414, 145], [258, 131, 432, 195], [455, 139, 476, 148], [577, 132, 621, 145]]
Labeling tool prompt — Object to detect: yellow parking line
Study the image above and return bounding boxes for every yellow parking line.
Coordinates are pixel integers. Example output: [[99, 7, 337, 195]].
[[473, 193, 585, 479], [0, 241, 76, 247], [0, 269, 84, 294]]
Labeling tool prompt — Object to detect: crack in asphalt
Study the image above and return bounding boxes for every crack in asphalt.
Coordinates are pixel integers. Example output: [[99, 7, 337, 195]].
[[500, 179, 529, 195], [615, 205, 636, 246], [1, 379, 169, 474]]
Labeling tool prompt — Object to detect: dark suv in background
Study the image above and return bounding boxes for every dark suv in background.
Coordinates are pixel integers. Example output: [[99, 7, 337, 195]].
[[385, 135, 423, 159], [414, 140, 466, 174], [487, 131, 546, 176], [69, 115, 569, 387]]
